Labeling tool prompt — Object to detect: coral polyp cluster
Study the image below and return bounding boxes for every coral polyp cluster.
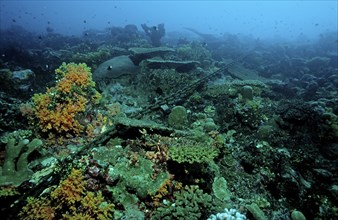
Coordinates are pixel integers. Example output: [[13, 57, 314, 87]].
[[31, 63, 101, 136]]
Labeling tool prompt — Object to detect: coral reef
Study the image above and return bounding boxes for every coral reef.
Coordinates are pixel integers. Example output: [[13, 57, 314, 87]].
[[1, 21, 337, 220]]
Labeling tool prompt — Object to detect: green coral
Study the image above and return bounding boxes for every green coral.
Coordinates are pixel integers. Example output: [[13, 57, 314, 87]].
[[169, 145, 219, 164], [168, 106, 188, 129], [93, 146, 170, 198], [192, 117, 219, 132], [0, 129, 32, 144], [151, 185, 213, 220], [246, 203, 268, 220], [291, 210, 306, 220], [108, 183, 139, 208], [0, 137, 43, 186]]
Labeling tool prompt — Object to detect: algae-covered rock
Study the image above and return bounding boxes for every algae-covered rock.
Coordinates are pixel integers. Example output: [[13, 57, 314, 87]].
[[0, 68, 35, 97], [168, 106, 188, 129]]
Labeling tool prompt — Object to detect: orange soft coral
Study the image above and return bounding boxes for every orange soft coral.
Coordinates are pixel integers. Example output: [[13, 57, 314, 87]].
[[51, 168, 86, 209], [31, 62, 101, 136], [18, 197, 56, 220], [55, 62, 95, 94], [20, 169, 114, 219]]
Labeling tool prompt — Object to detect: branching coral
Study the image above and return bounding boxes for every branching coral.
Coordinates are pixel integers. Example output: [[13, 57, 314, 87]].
[[31, 62, 101, 136], [169, 145, 219, 164], [151, 185, 213, 220]]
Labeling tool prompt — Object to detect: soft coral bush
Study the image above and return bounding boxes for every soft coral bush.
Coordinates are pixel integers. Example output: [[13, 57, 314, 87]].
[[31, 62, 101, 136]]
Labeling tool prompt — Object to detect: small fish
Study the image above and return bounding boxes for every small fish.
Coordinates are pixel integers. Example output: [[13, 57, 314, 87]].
[[12, 19, 16, 22], [38, 35, 42, 40], [315, 23, 319, 26], [83, 20, 87, 23]]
